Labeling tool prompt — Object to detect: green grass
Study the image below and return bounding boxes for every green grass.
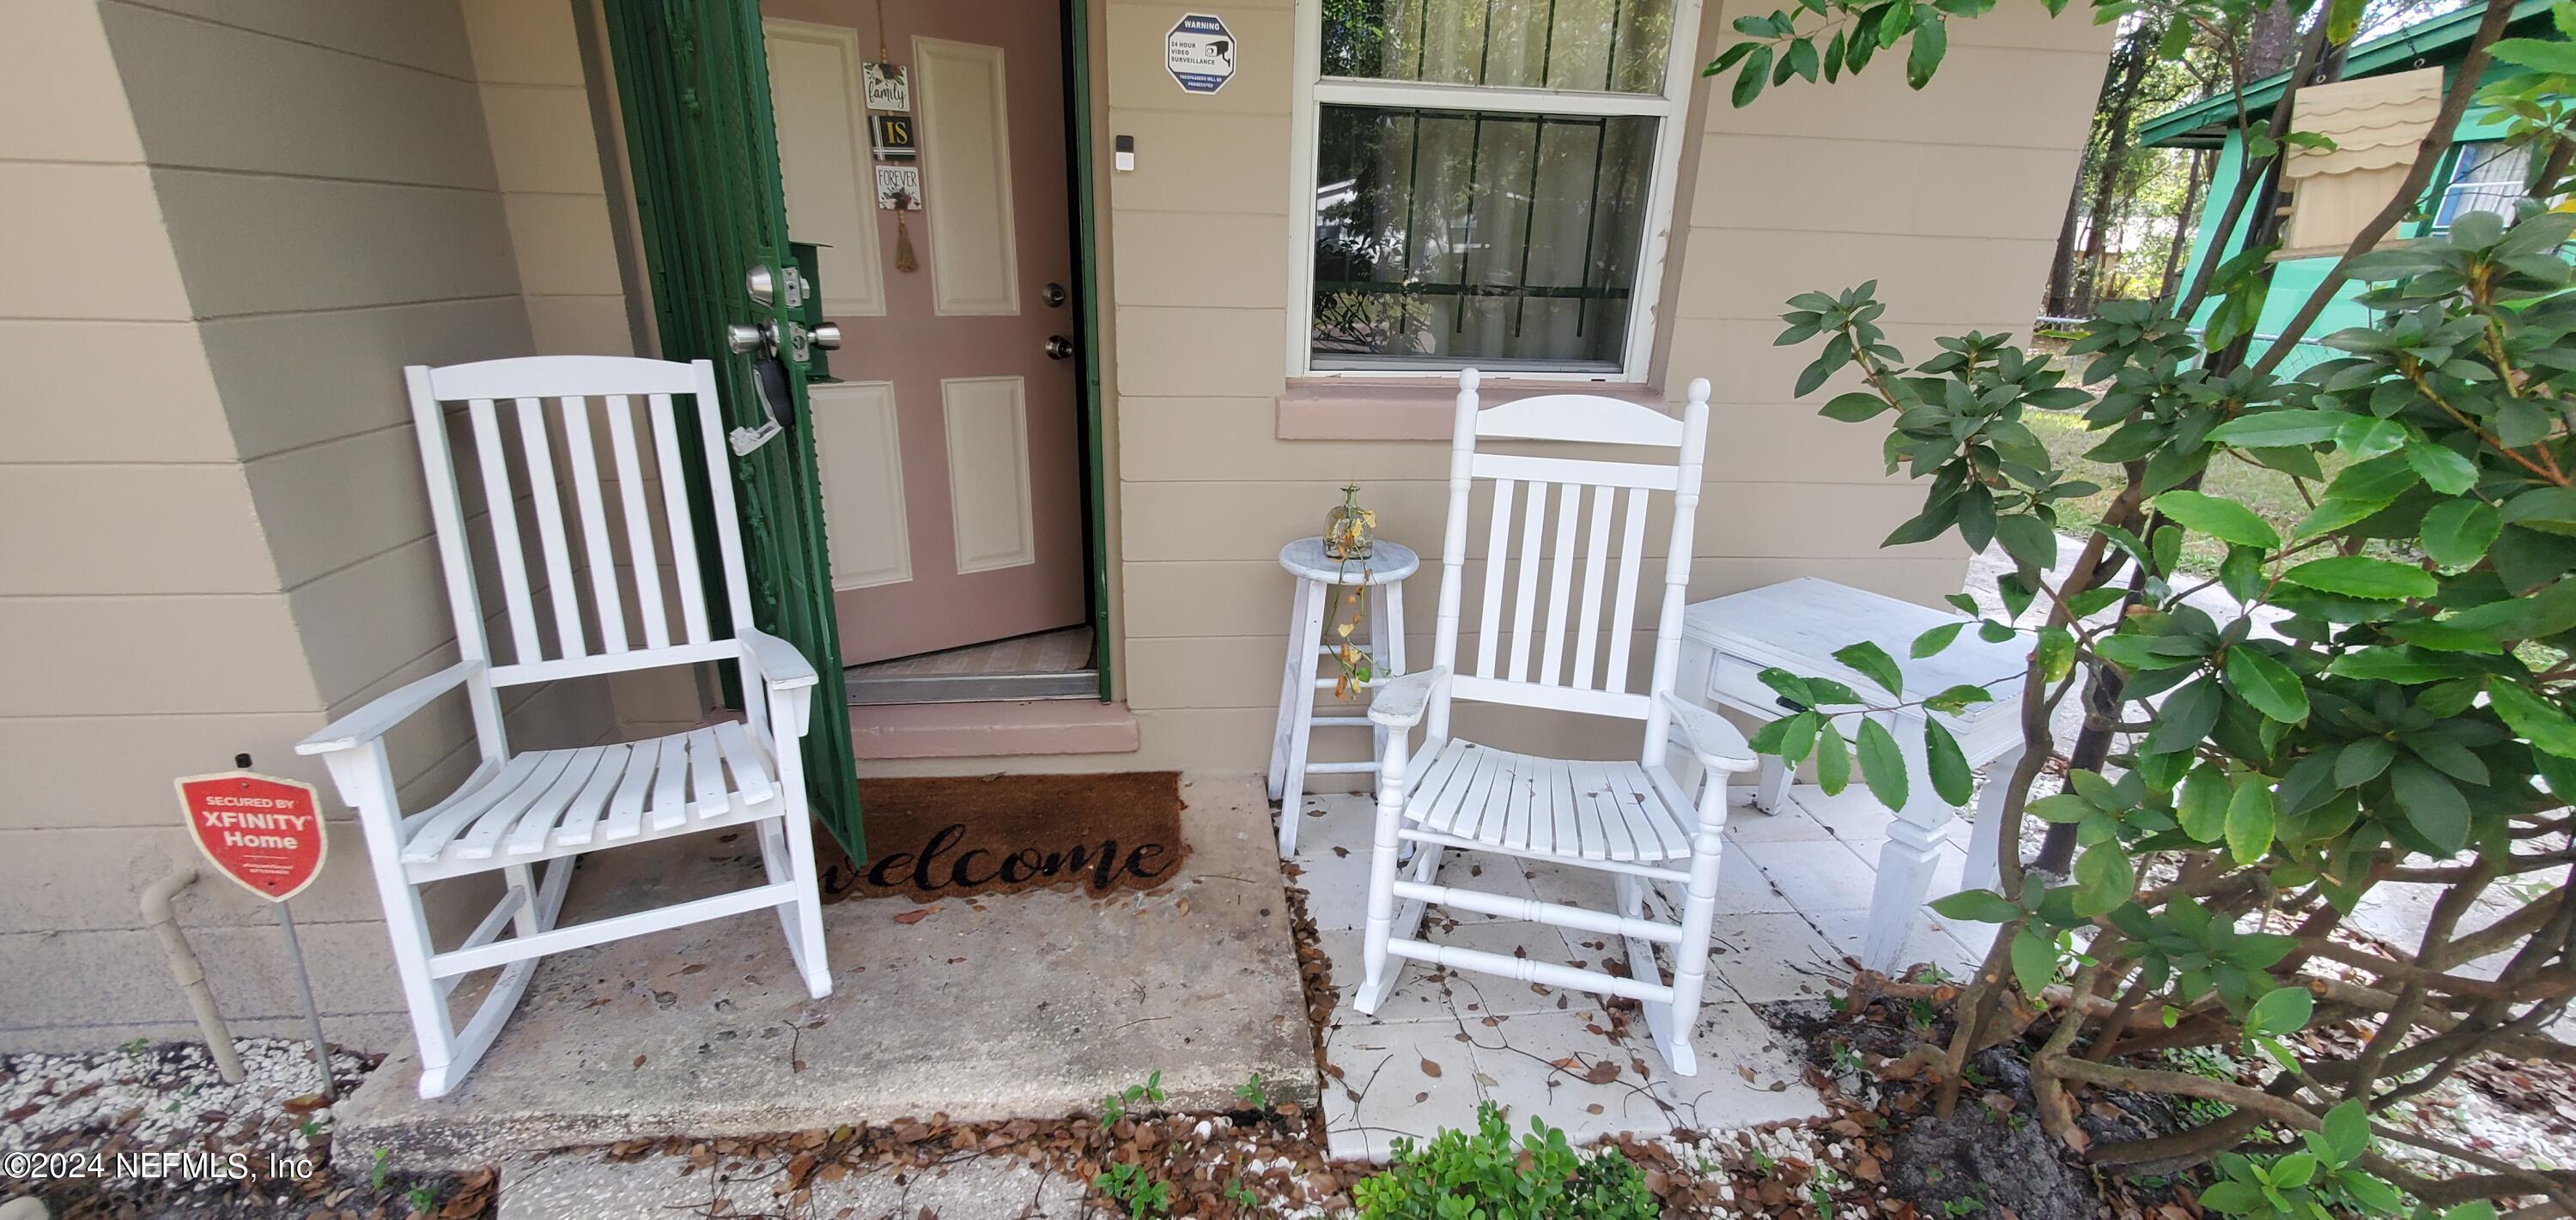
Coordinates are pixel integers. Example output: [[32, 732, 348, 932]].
[[2026, 410, 2336, 577]]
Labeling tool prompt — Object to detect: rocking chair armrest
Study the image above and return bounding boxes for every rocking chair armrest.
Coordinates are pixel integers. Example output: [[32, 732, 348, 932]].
[[1369, 666, 1449, 730], [1660, 692, 1757, 774], [738, 628, 819, 695], [295, 660, 485, 756]]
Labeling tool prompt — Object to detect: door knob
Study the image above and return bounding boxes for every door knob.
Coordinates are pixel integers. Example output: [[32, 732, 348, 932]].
[[744, 264, 776, 306], [726, 322, 769, 354], [1044, 335, 1073, 360], [811, 322, 843, 350], [1040, 282, 1067, 307]]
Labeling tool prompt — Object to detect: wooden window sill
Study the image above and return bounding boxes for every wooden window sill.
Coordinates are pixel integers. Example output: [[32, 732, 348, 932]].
[[1275, 377, 1666, 441]]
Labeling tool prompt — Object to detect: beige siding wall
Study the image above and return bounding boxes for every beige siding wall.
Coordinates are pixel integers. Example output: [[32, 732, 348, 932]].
[[0, 0, 644, 1053], [1066, 0, 2107, 776]]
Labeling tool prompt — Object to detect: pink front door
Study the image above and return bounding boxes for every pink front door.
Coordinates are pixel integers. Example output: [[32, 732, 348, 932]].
[[762, 0, 1086, 665]]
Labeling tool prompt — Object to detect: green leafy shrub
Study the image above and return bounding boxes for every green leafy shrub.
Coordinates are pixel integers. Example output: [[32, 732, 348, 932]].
[[1710, 0, 2576, 1207], [1352, 1103, 1656, 1219]]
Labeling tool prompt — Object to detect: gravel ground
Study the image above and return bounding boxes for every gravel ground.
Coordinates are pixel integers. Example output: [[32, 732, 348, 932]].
[[2, 1039, 487, 1219]]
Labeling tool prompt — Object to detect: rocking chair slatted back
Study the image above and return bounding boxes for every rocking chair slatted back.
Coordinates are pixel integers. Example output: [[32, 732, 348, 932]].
[[1427, 372, 1711, 756], [410, 356, 754, 688]]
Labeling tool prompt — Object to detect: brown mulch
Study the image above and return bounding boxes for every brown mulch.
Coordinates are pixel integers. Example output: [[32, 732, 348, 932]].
[[585, 1108, 1366, 1218], [814, 772, 1188, 902]]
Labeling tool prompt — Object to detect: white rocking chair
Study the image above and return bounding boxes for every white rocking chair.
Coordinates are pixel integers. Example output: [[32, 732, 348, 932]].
[[296, 355, 832, 1099], [1357, 370, 1756, 1076]]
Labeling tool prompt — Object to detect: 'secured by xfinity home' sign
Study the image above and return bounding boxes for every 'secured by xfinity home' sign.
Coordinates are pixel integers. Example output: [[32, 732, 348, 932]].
[[176, 771, 326, 902]]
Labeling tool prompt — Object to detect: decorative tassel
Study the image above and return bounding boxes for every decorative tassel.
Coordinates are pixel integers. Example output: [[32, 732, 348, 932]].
[[895, 213, 918, 272]]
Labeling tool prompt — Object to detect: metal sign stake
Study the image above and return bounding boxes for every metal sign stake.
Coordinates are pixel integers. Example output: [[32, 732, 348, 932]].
[[272, 898, 335, 1103], [202, 750, 335, 1105]]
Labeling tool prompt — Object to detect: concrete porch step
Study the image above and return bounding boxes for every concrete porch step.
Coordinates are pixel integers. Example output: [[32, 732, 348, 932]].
[[335, 773, 1312, 1173]]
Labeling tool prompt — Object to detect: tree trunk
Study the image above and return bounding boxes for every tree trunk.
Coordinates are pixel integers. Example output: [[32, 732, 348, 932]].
[[2074, 23, 2158, 313], [2044, 170, 2087, 317], [2245, 2, 2299, 82], [2158, 149, 2210, 301]]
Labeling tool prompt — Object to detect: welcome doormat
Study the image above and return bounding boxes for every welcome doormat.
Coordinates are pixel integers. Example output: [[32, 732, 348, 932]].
[[815, 771, 1188, 902]]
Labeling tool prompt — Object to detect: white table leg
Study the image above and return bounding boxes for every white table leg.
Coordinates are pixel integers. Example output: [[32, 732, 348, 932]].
[[1755, 756, 1792, 813], [1276, 578, 1331, 856], [1267, 577, 1312, 804], [1381, 577, 1406, 681], [1367, 581, 1394, 767], [1861, 709, 1960, 976], [1960, 743, 2024, 894]]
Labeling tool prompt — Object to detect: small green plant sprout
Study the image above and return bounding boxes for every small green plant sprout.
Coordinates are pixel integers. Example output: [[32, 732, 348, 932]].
[[1808, 1166, 1843, 1218], [1096, 1161, 1173, 1219], [1234, 1071, 1269, 1108], [118, 1036, 149, 1058], [1223, 1176, 1261, 1212], [404, 1184, 440, 1217], [370, 1148, 392, 1191], [1351, 1103, 1656, 1218], [1827, 1041, 1867, 1077], [1940, 1193, 1983, 1218], [1100, 1069, 1167, 1130], [2192, 1102, 2425, 1219], [1746, 1145, 1780, 1174]]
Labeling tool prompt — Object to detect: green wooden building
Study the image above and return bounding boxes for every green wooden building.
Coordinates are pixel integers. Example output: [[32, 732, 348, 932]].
[[2142, 0, 2569, 366]]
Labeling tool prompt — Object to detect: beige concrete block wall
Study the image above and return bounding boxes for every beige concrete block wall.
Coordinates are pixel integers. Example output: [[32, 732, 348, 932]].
[[0, 0, 646, 1053]]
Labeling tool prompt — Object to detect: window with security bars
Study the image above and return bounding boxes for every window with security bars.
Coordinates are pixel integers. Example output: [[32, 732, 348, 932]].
[[1302, 0, 1691, 375]]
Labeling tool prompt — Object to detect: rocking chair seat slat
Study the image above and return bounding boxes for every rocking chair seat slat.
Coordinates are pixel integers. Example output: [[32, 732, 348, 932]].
[[394, 727, 781, 877], [402, 752, 549, 864], [1400, 740, 1692, 865], [712, 719, 777, 807], [647, 733, 690, 832], [450, 749, 585, 861], [498, 745, 611, 858], [685, 727, 730, 817], [601, 740, 659, 841], [548, 742, 632, 849]]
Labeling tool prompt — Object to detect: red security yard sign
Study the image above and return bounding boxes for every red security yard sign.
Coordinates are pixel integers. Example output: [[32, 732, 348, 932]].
[[175, 771, 326, 901]]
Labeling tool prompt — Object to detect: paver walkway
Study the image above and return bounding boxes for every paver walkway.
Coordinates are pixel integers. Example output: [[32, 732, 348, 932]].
[[1288, 786, 2000, 1160]]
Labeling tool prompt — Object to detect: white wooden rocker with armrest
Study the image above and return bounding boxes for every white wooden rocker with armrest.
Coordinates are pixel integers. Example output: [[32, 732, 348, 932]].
[[297, 355, 832, 1099], [1354, 369, 1758, 1077]]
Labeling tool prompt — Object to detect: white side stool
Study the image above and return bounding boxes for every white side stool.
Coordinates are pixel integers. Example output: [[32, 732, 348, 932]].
[[1267, 536, 1419, 856], [1674, 578, 2029, 974]]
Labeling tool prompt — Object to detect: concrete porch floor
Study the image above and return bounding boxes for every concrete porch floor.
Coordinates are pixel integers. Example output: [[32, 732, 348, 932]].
[[337, 772, 1314, 1172], [1293, 782, 2000, 1160]]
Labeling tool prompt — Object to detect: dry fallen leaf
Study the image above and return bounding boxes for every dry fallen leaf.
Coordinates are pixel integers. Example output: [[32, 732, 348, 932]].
[[633, 1054, 647, 1068], [1420, 1058, 1443, 1078], [893, 907, 939, 925]]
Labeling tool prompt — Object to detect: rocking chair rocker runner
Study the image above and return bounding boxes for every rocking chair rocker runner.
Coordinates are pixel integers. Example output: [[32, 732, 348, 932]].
[[297, 356, 832, 1099], [1355, 370, 1756, 1077]]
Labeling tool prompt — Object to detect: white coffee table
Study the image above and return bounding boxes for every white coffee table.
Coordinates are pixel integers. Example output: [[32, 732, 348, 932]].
[[1676, 578, 2028, 974]]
